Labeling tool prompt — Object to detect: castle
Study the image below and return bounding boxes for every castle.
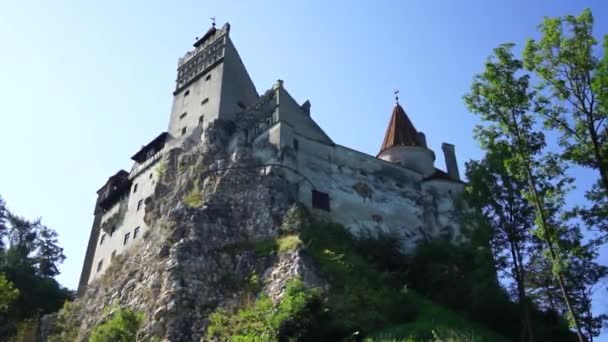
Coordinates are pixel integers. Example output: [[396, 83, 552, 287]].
[[78, 23, 465, 294]]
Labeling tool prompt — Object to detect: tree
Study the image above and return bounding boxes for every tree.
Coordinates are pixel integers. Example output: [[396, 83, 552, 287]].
[[464, 142, 537, 341], [0, 195, 71, 340], [524, 9, 608, 234], [0, 273, 18, 313], [464, 43, 585, 341]]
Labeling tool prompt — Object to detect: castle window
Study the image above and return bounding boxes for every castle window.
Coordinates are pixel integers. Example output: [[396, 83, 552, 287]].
[[133, 226, 140, 239], [237, 101, 246, 110], [312, 190, 330, 211], [97, 260, 103, 272], [205, 74, 211, 81], [111, 250, 116, 260], [149, 173, 153, 179], [137, 199, 144, 211], [293, 139, 299, 152], [100, 234, 106, 245], [201, 98, 209, 106], [199, 115, 204, 124], [180, 112, 187, 119], [133, 183, 138, 193], [110, 225, 116, 236], [124, 232, 130, 245], [184, 89, 190, 97], [181, 127, 187, 136]]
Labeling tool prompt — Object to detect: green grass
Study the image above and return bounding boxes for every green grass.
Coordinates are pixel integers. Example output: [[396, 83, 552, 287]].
[[276, 234, 301, 253], [183, 178, 204, 208], [367, 293, 511, 342], [299, 221, 511, 342]]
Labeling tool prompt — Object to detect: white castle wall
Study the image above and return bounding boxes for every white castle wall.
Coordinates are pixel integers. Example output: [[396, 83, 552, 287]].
[[88, 157, 160, 283]]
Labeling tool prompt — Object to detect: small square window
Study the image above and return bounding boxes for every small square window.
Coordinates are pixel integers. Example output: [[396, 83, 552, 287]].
[[134, 226, 140, 239], [97, 260, 103, 272], [111, 250, 116, 260], [124, 232, 130, 245], [181, 127, 187, 136], [205, 74, 211, 81], [312, 190, 330, 211], [179, 112, 187, 119], [137, 199, 144, 211], [184, 89, 190, 97], [133, 183, 138, 193], [201, 98, 209, 105]]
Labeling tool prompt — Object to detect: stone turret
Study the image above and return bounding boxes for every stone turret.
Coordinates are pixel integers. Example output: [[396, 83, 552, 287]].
[[377, 103, 435, 177]]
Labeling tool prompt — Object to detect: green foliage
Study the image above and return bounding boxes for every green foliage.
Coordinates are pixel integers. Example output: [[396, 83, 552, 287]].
[[402, 239, 576, 341], [465, 40, 593, 340], [0, 272, 18, 312], [300, 222, 418, 336], [89, 307, 144, 342], [276, 234, 301, 253], [155, 161, 167, 178], [47, 300, 82, 342], [183, 179, 204, 208], [0, 195, 72, 341], [9, 318, 38, 342], [207, 279, 331, 341]]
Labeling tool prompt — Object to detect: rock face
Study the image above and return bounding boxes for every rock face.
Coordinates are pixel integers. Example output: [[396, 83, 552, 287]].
[[56, 121, 325, 341]]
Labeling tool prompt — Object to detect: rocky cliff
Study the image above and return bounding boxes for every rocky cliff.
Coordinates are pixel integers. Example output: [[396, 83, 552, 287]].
[[46, 121, 325, 341]]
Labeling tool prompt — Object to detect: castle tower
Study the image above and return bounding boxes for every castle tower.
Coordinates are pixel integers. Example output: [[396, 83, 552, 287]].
[[167, 22, 259, 138], [377, 103, 435, 177]]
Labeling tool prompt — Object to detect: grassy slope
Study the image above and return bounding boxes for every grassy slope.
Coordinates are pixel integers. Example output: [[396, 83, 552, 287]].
[[300, 220, 511, 342], [368, 293, 511, 341]]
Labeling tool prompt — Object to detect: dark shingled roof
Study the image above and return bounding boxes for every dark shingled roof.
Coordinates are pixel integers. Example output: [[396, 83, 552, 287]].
[[193, 26, 218, 48], [378, 104, 420, 156]]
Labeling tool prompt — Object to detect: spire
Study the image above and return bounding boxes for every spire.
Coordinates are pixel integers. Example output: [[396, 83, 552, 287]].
[[378, 103, 420, 156]]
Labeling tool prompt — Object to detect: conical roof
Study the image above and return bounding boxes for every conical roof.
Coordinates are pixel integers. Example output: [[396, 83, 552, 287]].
[[378, 104, 420, 155]]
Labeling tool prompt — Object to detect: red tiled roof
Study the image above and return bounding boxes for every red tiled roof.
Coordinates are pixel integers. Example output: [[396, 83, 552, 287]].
[[378, 104, 420, 155]]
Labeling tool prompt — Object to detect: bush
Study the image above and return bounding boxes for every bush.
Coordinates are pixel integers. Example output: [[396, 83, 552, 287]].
[[300, 223, 419, 336], [207, 279, 334, 341], [47, 300, 82, 342], [89, 307, 143, 342]]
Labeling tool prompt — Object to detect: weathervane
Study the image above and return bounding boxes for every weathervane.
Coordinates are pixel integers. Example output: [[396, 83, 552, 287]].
[[211, 16, 216, 28], [394, 90, 400, 104]]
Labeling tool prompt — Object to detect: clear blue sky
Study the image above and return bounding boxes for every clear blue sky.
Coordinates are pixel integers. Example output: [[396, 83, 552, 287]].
[[0, 0, 607, 337]]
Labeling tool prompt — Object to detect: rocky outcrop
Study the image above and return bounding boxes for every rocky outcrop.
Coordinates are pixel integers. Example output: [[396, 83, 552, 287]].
[[49, 122, 325, 341]]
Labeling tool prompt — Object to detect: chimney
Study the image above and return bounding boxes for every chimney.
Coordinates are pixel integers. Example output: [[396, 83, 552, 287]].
[[301, 100, 311, 116], [441, 143, 460, 181]]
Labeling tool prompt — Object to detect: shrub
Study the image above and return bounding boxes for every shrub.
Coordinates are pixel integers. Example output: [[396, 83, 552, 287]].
[[206, 279, 333, 341], [89, 307, 143, 342], [276, 234, 301, 253], [47, 300, 82, 342]]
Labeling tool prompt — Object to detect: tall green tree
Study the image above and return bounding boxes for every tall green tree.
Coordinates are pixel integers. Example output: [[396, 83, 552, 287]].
[[464, 43, 585, 341], [524, 9, 608, 233], [0, 195, 71, 339], [464, 142, 537, 341]]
